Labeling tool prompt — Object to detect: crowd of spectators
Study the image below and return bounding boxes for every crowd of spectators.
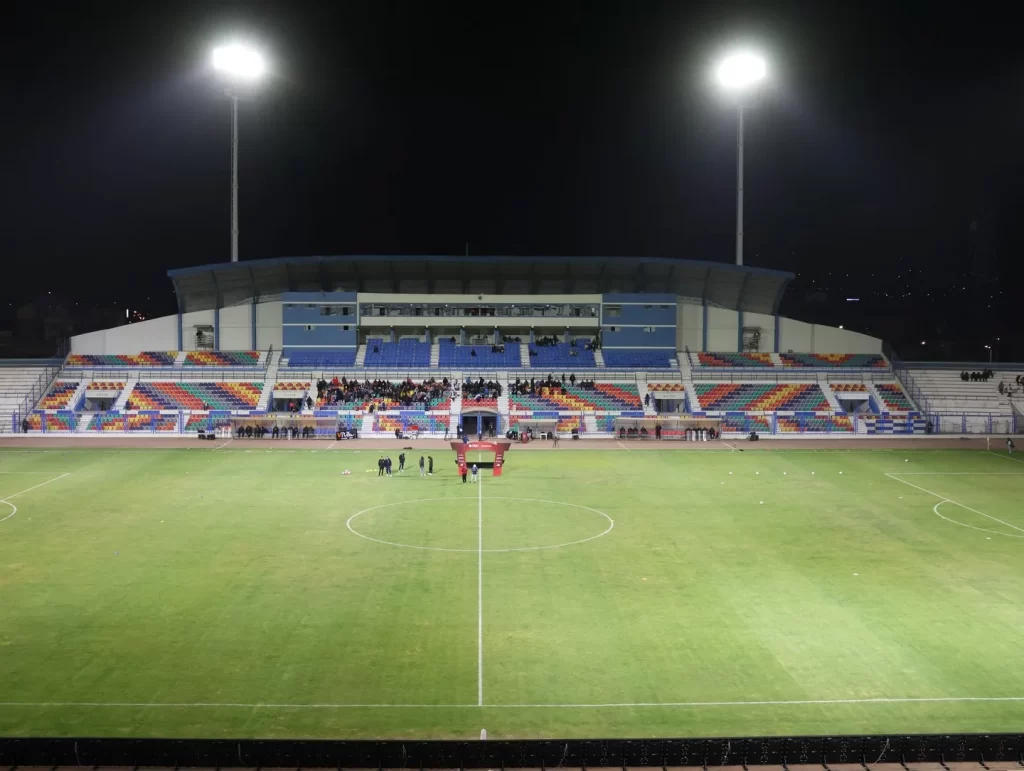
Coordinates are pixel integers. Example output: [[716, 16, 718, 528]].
[[509, 374, 596, 396], [527, 335, 599, 358], [462, 377, 502, 399], [316, 376, 451, 410], [962, 369, 994, 382]]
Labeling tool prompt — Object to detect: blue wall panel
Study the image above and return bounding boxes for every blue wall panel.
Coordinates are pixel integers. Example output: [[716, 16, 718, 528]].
[[282, 305, 356, 325], [283, 325, 358, 347], [605, 305, 677, 325], [603, 292, 677, 304], [602, 326, 676, 347]]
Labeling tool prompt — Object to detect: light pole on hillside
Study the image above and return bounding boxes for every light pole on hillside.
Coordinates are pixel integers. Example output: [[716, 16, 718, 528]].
[[211, 42, 266, 263], [715, 51, 767, 267]]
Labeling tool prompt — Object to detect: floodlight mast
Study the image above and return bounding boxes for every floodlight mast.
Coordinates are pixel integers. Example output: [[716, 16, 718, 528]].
[[211, 43, 266, 263], [715, 51, 766, 267]]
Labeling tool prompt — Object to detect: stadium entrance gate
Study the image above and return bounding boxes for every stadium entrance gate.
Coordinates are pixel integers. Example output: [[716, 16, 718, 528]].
[[450, 440, 512, 476]]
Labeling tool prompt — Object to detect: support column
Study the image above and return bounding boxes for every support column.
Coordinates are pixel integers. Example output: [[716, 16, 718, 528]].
[[774, 313, 780, 353], [177, 312, 183, 350], [701, 303, 708, 352], [214, 306, 220, 350], [251, 298, 257, 350], [737, 310, 744, 352]]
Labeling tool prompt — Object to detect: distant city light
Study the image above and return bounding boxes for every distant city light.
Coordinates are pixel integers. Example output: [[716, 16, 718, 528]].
[[838, 325, 844, 329], [921, 341, 926, 345], [846, 298, 859, 302]]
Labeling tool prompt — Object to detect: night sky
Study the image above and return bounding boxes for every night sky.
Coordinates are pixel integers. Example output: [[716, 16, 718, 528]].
[[2, 1, 1022, 360]]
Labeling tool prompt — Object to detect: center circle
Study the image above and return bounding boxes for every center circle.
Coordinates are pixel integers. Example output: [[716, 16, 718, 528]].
[[346, 496, 614, 553]]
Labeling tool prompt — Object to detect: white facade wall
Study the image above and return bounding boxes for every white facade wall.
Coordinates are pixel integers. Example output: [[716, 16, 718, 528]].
[[70, 297, 882, 356], [219, 304, 251, 350], [69, 315, 177, 354], [677, 302, 702, 352], [256, 300, 283, 350], [706, 307, 738, 352], [744, 311, 776, 350]]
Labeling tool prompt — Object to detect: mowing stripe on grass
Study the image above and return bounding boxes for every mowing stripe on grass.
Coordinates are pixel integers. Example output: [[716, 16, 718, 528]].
[[4, 696, 1024, 709]]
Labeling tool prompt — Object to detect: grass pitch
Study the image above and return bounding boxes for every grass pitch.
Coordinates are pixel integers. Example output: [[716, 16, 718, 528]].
[[2, 445, 1024, 739]]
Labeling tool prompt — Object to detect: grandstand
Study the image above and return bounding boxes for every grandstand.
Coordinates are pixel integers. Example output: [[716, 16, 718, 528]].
[[1, 255, 1008, 437]]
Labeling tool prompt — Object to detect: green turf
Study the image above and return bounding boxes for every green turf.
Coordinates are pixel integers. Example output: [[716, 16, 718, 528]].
[[2, 446, 1024, 739]]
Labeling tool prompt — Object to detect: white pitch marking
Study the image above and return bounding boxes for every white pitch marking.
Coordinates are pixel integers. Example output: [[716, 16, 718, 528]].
[[722, 441, 738, 451], [886, 472, 1024, 536], [932, 501, 1024, 540], [477, 466, 484, 707], [989, 450, 1024, 466], [891, 472, 1024, 475], [346, 497, 614, 553], [213, 438, 233, 451], [0, 472, 71, 524], [326, 440, 338, 451], [616, 441, 632, 452], [3, 695, 1024, 709]]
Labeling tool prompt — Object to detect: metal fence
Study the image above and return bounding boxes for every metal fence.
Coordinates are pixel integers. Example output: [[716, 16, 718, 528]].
[[1, 733, 1022, 768]]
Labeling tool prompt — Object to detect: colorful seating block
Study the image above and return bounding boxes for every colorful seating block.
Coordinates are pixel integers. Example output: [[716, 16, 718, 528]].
[[694, 383, 829, 412], [129, 382, 263, 411], [874, 383, 912, 411], [183, 351, 261, 367], [831, 382, 868, 393], [87, 381, 126, 391], [66, 352, 177, 367], [39, 382, 79, 410], [26, 413, 73, 431], [697, 352, 774, 367], [511, 383, 641, 412], [780, 353, 887, 368], [274, 382, 310, 391], [720, 415, 771, 433]]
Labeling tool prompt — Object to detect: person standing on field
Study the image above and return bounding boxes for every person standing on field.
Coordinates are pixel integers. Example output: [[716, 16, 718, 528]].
[[459, 460, 468, 484], [428, 455, 434, 475], [1009, 437, 1017, 455], [471, 464, 479, 483], [419, 456, 426, 476], [398, 452, 406, 473]]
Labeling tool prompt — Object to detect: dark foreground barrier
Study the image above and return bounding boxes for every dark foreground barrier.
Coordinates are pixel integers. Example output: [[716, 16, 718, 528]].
[[2, 734, 1024, 768]]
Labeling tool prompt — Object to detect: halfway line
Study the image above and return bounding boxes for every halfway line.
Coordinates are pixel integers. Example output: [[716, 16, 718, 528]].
[[477, 464, 484, 706]]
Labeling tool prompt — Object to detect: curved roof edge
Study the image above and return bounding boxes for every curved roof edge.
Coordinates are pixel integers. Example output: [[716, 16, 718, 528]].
[[168, 255, 794, 316]]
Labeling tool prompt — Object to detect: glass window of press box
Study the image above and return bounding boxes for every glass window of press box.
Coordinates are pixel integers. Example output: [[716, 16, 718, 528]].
[[358, 303, 600, 318]]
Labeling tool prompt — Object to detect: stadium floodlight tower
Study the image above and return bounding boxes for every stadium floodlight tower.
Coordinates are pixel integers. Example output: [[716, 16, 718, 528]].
[[715, 50, 767, 267], [211, 42, 267, 263]]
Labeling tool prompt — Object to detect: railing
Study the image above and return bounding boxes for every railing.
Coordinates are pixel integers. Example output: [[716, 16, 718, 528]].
[[894, 368, 929, 412], [60, 367, 269, 382], [690, 369, 883, 384], [16, 364, 59, 420], [925, 411, 1018, 434], [288, 369, 680, 383]]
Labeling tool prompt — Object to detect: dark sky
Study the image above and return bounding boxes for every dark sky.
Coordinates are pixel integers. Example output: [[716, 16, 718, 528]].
[[2, 0, 1023, 358]]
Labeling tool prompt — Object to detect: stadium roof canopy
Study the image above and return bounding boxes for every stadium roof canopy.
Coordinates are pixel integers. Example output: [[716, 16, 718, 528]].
[[168, 255, 793, 315]]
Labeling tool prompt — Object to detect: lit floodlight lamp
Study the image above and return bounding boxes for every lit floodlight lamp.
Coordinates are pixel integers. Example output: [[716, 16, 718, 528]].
[[212, 43, 266, 82], [715, 51, 766, 92]]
